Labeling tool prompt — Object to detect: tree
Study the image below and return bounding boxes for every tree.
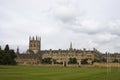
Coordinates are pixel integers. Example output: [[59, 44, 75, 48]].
[[113, 59, 118, 63], [41, 58, 52, 64], [73, 58, 77, 64], [93, 59, 100, 62], [0, 44, 16, 65], [9, 50, 17, 65], [4, 44, 9, 51], [0, 50, 4, 64], [68, 58, 77, 64], [101, 58, 107, 62], [0, 46, 1, 50], [81, 59, 88, 64]]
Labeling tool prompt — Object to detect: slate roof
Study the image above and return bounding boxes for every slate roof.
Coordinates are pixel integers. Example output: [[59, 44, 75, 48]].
[[38, 49, 83, 54], [17, 54, 42, 59], [16, 49, 99, 59]]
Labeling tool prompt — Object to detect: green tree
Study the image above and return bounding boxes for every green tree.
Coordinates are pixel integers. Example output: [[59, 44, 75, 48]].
[[0, 50, 4, 64], [68, 58, 77, 64], [4, 44, 9, 51], [101, 58, 107, 62], [81, 59, 88, 64], [0, 44, 16, 65], [9, 50, 17, 65], [93, 59, 100, 62], [113, 59, 118, 63], [41, 58, 52, 64], [0, 46, 1, 50]]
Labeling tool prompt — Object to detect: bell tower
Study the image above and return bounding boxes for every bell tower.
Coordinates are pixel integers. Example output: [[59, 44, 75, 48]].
[[29, 36, 41, 54]]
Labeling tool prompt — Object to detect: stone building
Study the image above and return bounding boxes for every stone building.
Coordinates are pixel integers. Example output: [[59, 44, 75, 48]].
[[29, 36, 41, 54], [16, 36, 42, 65], [15, 36, 103, 66], [42, 47, 102, 66], [16, 54, 42, 65], [102, 53, 120, 63]]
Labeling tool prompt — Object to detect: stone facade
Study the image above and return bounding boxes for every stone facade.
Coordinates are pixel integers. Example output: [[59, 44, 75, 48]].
[[42, 48, 101, 66], [15, 36, 120, 66], [29, 36, 41, 54], [102, 53, 120, 63], [16, 54, 42, 65], [16, 36, 103, 66]]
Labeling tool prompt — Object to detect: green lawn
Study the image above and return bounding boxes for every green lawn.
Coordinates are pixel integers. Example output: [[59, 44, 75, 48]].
[[0, 66, 120, 80]]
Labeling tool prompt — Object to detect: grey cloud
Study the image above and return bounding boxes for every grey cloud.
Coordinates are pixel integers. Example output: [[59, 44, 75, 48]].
[[61, 19, 120, 37], [1, 0, 120, 53], [50, 0, 82, 24]]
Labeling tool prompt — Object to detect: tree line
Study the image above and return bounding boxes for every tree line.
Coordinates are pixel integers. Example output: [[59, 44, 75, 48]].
[[0, 44, 16, 65]]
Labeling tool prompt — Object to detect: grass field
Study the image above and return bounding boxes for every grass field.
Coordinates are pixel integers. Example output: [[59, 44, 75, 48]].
[[0, 66, 120, 80]]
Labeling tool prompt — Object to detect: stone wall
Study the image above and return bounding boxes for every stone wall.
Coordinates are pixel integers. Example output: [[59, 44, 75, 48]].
[[94, 62, 120, 67]]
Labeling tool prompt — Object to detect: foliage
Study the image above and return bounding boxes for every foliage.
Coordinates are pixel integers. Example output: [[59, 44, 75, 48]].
[[41, 57, 52, 64], [101, 58, 107, 62], [68, 58, 77, 64], [0, 44, 16, 65], [4, 44, 9, 51], [113, 59, 119, 63], [93, 59, 101, 62], [81, 59, 88, 64], [0, 46, 1, 50]]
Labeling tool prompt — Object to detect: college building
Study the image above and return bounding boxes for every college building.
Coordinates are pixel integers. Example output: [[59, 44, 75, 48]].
[[15, 36, 120, 66]]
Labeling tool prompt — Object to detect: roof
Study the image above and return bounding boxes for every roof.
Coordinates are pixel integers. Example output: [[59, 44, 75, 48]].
[[17, 54, 42, 59], [38, 49, 83, 54]]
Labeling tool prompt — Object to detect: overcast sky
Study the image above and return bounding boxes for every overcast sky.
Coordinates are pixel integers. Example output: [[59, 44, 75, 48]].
[[0, 0, 120, 53]]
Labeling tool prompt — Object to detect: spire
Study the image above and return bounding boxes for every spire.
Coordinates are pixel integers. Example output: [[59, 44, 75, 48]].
[[16, 46, 19, 54], [70, 42, 72, 49], [69, 42, 73, 51]]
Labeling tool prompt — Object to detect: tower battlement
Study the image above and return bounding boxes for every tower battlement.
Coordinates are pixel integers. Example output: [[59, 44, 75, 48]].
[[29, 36, 41, 54]]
